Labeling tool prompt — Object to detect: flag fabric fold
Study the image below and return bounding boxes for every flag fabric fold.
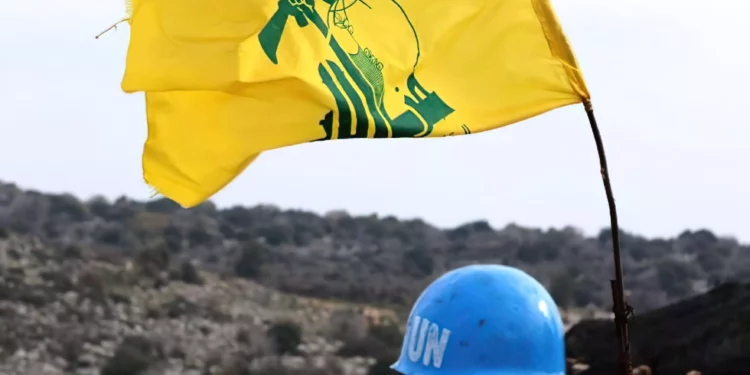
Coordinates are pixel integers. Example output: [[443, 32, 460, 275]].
[[122, 0, 590, 207]]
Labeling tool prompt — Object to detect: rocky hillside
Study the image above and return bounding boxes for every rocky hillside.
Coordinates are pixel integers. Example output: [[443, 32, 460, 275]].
[[1, 181, 749, 374], [0, 230, 604, 375], [0, 233, 403, 375], [1, 181, 748, 313]]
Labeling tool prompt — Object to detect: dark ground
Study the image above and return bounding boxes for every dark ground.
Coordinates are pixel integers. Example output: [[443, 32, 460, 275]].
[[566, 283, 750, 375]]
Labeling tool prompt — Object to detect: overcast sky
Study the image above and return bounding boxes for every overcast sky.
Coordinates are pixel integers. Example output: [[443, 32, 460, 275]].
[[1, 0, 748, 241]]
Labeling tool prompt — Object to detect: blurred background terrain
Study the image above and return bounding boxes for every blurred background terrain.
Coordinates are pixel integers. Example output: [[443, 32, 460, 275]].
[[1, 181, 748, 375]]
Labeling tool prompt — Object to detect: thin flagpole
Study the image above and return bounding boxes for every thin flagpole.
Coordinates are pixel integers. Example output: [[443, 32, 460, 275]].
[[583, 100, 634, 375]]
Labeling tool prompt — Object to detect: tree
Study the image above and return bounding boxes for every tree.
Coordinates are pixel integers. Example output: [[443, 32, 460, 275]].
[[234, 242, 267, 279], [144, 197, 181, 214], [655, 258, 697, 297], [402, 248, 434, 277], [549, 271, 576, 308]]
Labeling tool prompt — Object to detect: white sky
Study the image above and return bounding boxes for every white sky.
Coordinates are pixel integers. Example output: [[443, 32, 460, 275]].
[[1, 0, 748, 241]]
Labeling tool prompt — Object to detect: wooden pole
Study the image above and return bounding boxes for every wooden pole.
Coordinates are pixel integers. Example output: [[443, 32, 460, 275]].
[[583, 100, 633, 375]]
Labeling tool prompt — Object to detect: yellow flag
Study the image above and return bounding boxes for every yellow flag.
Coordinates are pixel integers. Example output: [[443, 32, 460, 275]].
[[122, 0, 590, 207]]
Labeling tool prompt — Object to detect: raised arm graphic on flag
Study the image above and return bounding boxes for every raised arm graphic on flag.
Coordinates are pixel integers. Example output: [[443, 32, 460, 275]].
[[258, 0, 457, 141]]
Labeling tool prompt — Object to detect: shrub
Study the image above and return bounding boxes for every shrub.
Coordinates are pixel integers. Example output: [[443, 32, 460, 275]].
[[101, 336, 163, 375], [267, 321, 302, 355]]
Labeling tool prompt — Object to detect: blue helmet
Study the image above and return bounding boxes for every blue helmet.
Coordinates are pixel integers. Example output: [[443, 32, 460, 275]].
[[390, 264, 565, 375]]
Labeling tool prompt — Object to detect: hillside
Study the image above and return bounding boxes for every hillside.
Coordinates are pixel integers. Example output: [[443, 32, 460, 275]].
[[2, 181, 750, 374], [566, 282, 750, 375], [0, 233, 406, 375], [1, 181, 748, 312]]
